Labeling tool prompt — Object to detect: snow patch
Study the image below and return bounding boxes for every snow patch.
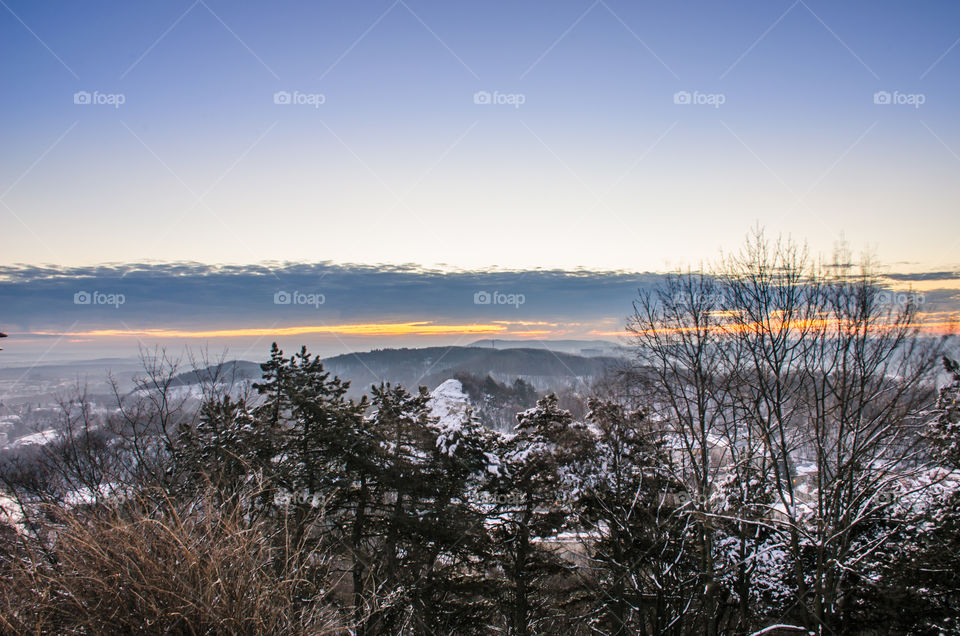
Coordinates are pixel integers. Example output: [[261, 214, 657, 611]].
[[3, 429, 59, 450], [429, 379, 470, 432]]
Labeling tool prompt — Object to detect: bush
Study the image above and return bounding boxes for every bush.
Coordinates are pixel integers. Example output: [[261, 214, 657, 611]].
[[0, 490, 350, 635]]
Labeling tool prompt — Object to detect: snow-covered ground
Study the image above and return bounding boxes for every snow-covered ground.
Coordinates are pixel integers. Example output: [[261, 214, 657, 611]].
[[2, 428, 59, 450]]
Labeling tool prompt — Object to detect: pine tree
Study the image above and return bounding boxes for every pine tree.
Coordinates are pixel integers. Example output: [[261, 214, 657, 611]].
[[492, 394, 588, 635], [367, 383, 497, 634], [251, 344, 370, 500], [575, 398, 696, 635], [175, 395, 257, 496], [926, 356, 960, 469], [251, 344, 373, 631], [421, 401, 502, 633], [711, 454, 788, 630], [866, 356, 960, 633]]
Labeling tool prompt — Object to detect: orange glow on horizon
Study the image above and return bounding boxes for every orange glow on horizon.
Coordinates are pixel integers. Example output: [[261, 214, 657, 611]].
[[32, 322, 519, 339], [24, 312, 959, 343], [591, 313, 960, 338]]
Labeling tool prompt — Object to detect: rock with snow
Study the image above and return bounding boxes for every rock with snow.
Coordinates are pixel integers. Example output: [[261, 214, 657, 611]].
[[429, 379, 471, 428], [428, 379, 504, 476]]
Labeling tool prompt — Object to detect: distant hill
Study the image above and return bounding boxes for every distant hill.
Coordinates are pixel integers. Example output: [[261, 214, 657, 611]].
[[322, 346, 621, 394], [0, 358, 147, 404], [0, 358, 142, 379], [167, 360, 263, 387], [468, 339, 626, 357], [169, 346, 623, 396]]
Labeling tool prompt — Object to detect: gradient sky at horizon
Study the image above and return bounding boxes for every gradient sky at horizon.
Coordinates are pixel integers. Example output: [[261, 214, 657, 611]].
[[2, 0, 960, 271], [0, 261, 958, 366]]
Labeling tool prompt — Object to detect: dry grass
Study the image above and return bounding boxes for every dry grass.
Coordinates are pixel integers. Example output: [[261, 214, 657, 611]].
[[0, 491, 351, 635]]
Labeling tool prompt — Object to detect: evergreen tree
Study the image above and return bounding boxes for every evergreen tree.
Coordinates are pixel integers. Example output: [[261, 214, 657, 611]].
[[251, 344, 373, 630], [367, 383, 497, 634], [249, 344, 371, 500], [865, 356, 960, 634], [575, 398, 696, 635], [492, 394, 588, 635], [926, 356, 960, 469], [175, 395, 257, 496]]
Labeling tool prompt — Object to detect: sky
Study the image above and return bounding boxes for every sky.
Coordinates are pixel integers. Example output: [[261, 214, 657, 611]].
[[0, 262, 654, 362], [1, 0, 960, 363], [1, 261, 958, 365]]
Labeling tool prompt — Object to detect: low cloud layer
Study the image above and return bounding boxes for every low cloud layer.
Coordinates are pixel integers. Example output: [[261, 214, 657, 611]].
[[0, 262, 957, 364], [0, 262, 663, 334]]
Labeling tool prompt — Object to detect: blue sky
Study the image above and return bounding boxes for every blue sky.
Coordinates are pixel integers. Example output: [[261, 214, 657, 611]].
[[3, 0, 960, 269], [1, 1, 960, 361]]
